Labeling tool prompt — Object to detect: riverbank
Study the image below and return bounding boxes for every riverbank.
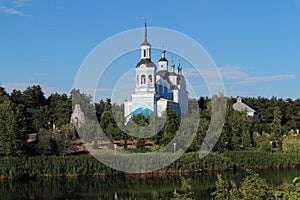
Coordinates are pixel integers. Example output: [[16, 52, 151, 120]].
[[0, 151, 300, 180]]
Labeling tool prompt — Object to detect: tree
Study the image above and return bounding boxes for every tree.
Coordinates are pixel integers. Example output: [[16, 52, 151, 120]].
[[242, 131, 252, 148], [36, 128, 55, 155], [95, 99, 106, 121], [32, 106, 51, 132], [272, 106, 283, 150], [105, 98, 112, 111], [163, 107, 179, 135], [53, 124, 78, 155], [48, 93, 72, 128], [0, 86, 9, 104], [10, 89, 23, 105], [132, 113, 147, 126], [100, 111, 114, 129], [282, 134, 300, 153], [0, 100, 27, 156], [21, 85, 46, 109], [159, 107, 179, 146]]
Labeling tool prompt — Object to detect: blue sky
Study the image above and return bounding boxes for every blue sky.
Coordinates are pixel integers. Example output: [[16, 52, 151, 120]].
[[1, 0, 300, 102]]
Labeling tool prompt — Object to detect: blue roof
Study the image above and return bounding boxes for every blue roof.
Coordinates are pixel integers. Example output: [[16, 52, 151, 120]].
[[131, 107, 153, 118]]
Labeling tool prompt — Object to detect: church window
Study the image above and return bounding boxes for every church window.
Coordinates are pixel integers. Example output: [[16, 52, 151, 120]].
[[141, 74, 146, 84], [148, 75, 152, 85], [143, 50, 146, 58], [136, 75, 139, 85], [161, 65, 163, 69]]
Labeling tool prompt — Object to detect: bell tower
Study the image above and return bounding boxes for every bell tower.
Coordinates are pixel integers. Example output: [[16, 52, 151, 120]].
[[140, 20, 151, 60]]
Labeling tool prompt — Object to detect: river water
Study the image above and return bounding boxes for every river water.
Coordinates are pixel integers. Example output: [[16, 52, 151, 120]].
[[1, 168, 300, 199]]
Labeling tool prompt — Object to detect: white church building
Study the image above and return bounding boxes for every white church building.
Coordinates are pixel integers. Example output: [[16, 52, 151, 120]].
[[124, 22, 189, 123]]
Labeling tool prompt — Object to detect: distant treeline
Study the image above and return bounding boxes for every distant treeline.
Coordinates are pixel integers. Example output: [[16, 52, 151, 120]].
[[1, 84, 300, 157]]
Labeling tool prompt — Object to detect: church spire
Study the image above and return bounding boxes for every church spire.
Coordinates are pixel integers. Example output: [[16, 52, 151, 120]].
[[144, 20, 148, 43], [158, 44, 168, 71], [141, 17, 151, 47], [170, 56, 175, 72], [178, 59, 182, 75]]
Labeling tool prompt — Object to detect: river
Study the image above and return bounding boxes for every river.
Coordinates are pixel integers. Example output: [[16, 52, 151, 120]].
[[1, 168, 300, 199]]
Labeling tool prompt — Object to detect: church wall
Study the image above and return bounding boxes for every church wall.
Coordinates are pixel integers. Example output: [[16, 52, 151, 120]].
[[169, 75, 177, 85], [173, 90, 179, 103], [178, 79, 188, 118], [136, 67, 155, 87]]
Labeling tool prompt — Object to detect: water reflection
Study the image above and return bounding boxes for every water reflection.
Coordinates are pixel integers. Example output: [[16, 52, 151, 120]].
[[0, 168, 299, 199]]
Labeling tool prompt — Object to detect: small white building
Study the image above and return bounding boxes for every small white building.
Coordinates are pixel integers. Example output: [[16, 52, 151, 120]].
[[233, 97, 258, 118]]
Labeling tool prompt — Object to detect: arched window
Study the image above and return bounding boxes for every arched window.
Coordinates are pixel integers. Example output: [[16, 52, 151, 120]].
[[141, 74, 146, 84], [136, 75, 139, 85], [148, 75, 152, 85]]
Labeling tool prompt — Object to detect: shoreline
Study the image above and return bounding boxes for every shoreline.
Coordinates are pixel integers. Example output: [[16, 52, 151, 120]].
[[0, 163, 299, 181], [1, 151, 300, 181]]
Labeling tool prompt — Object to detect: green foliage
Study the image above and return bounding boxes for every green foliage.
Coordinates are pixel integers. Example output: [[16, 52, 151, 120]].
[[48, 93, 72, 128], [242, 131, 252, 148], [132, 113, 147, 126], [21, 85, 47, 109], [78, 120, 100, 143], [37, 129, 55, 155], [100, 110, 121, 140], [172, 177, 194, 200], [36, 125, 78, 156], [163, 107, 179, 135], [274, 176, 300, 200], [136, 138, 145, 149], [52, 125, 78, 156], [240, 169, 273, 199], [166, 152, 235, 172], [0, 86, 9, 103], [0, 100, 27, 156], [260, 139, 273, 152], [282, 134, 300, 153], [211, 174, 240, 200], [224, 151, 300, 168], [0, 155, 120, 179], [33, 106, 51, 131], [212, 170, 273, 200]]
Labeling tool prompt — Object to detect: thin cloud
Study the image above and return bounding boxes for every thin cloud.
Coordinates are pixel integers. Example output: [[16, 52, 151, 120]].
[[1, 7, 29, 16], [183, 67, 222, 79], [219, 66, 248, 80], [184, 65, 295, 87], [1, 0, 31, 16], [221, 66, 295, 85], [13, 0, 30, 8], [238, 74, 295, 85]]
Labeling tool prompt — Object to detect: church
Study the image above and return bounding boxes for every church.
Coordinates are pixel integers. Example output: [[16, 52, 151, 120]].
[[124, 22, 189, 123]]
